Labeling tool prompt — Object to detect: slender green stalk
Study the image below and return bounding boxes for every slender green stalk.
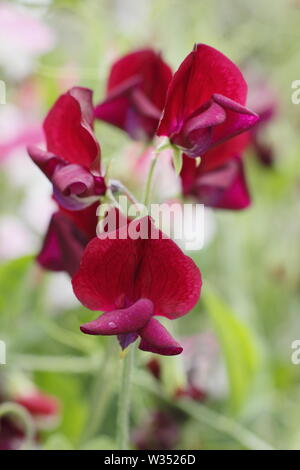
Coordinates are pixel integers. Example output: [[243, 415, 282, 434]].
[[143, 154, 158, 208], [116, 344, 136, 450], [135, 373, 274, 451], [0, 402, 35, 450]]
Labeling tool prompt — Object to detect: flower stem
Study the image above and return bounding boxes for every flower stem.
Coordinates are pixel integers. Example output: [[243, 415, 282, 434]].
[[116, 343, 136, 450], [81, 340, 116, 444], [143, 153, 158, 208]]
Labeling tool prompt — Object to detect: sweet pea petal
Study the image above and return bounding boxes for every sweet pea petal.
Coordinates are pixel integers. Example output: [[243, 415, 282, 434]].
[[95, 49, 172, 139], [135, 218, 202, 319], [72, 217, 201, 318], [37, 211, 88, 276], [157, 43, 248, 137], [208, 157, 251, 210], [173, 95, 258, 158], [138, 318, 183, 356], [28, 146, 106, 211], [44, 87, 100, 168], [181, 155, 251, 210], [72, 230, 141, 311], [69, 87, 95, 128], [200, 133, 250, 171], [52, 164, 105, 201]]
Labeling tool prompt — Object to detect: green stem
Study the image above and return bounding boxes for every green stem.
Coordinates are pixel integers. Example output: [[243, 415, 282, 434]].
[[143, 154, 158, 208], [115, 149, 160, 449], [116, 344, 136, 450], [0, 402, 36, 450], [81, 341, 115, 444]]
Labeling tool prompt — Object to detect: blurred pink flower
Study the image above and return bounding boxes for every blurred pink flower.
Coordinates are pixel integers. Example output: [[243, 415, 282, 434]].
[[0, 105, 42, 162]]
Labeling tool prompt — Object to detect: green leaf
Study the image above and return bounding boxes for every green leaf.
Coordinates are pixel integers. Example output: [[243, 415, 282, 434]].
[[203, 287, 260, 414]]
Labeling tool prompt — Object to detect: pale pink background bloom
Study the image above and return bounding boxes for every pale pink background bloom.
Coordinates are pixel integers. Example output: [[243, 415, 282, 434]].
[[0, 3, 55, 78]]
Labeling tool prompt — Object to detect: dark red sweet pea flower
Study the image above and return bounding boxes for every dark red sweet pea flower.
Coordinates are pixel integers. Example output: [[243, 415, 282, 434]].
[[37, 202, 99, 276], [0, 387, 59, 450], [94, 49, 172, 140], [72, 216, 201, 356], [246, 70, 278, 167], [157, 44, 259, 158], [180, 152, 251, 210], [28, 87, 106, 210]]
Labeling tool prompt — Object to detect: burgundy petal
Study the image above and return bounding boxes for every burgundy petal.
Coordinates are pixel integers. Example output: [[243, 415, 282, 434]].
[[134, 218, 202, 319], [157, 44, 248, 138], [95, 49, 172, 140], [181, 155, 251, 210], [72, 217, 201, 318], [44, 87, 100, 169], [80, 298, 154, 335], [52, 163, 106, 209], [139, 318, 183, 356], [27, 145, 63, 179], [157, 44, 259, 157], [28, 146, 106, 211], [173, 95, 258, 158]]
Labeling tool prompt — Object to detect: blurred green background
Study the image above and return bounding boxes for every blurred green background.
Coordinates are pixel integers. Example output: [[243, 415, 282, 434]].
[[1, 0, 300, 450]]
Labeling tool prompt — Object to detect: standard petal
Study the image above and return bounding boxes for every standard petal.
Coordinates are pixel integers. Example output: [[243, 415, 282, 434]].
[[138, 318, 183, 356], [157, 43, 248, 137], [80, 298, 153, 335], [72, 229, 141, 311]]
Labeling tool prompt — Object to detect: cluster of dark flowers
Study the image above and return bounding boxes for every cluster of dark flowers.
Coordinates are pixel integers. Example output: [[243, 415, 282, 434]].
[[26, 44, 276, 356]]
